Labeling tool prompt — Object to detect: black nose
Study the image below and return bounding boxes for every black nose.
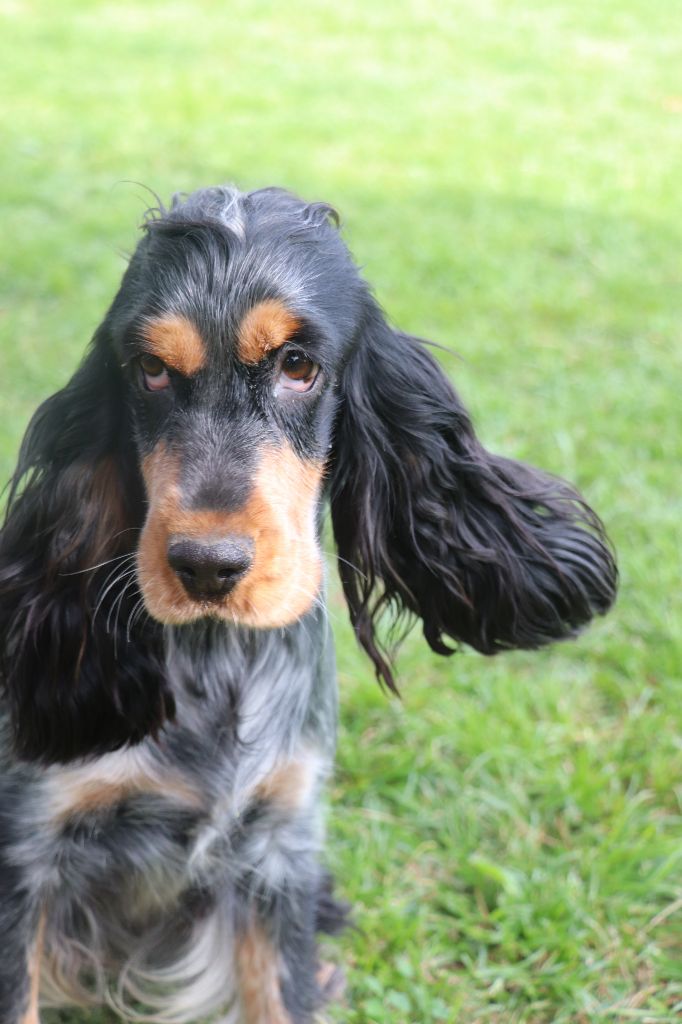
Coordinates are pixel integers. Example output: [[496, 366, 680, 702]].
[[167, 535, 254, 601]]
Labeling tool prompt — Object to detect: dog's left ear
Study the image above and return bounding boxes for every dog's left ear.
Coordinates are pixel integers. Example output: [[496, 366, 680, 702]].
[[330, 294, 617, 689]]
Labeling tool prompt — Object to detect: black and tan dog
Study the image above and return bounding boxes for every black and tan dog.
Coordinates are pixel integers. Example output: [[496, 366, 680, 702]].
[[0, 186, 616, 1023]]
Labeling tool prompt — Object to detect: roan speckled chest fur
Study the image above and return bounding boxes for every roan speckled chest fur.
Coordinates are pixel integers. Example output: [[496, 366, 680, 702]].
[[0, 187, 616, 1023], [3, 618, 337, 1022]]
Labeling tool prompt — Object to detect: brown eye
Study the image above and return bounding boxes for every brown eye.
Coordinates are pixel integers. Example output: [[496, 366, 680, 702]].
[[139, 354, 170, 392], [278, 349, 319, 393]]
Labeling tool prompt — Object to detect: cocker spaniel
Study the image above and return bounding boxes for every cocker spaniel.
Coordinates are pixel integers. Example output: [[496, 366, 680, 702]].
[[0, 186, 617, 1023]]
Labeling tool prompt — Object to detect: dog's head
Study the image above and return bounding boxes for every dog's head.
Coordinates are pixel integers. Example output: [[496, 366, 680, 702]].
[[116, 191, 357, 631], [0, 187, 617, 762]]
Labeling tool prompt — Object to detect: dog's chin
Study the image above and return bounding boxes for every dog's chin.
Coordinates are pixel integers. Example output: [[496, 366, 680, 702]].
[[141, 596, 243, 628], [140, 588, 318, 631], [161, 601, 234, 627]]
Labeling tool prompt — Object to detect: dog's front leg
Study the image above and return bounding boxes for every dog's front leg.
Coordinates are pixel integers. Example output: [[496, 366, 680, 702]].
[[0, 880, 44, 1024], [234, 874, 321, 1024], [231, 755, 333, 1024]]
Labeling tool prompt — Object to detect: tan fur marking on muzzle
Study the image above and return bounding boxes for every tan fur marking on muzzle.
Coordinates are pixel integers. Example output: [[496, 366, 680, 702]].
[[237, 924, 292, 1024], [142, 316, 206, 376], [137, 442, 324, 628], [237, 299, 300, 365]]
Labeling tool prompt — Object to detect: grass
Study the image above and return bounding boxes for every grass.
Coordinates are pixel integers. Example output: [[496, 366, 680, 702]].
[[1, 1, 680, 1021]]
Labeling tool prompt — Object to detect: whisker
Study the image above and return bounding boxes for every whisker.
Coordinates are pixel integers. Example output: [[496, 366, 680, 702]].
[[126, 597, 148, 642], [107, 572, 139, 661], [95, 554, 137, 594], [106, 573, 138, 635], [59, 551, 135, 577], [323, 548, 368, 581], [92, 563, 138, 627], [279, 580, 337, 627]]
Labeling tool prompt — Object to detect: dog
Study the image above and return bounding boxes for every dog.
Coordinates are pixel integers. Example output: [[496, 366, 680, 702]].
[[0, 186, 617, 1024]]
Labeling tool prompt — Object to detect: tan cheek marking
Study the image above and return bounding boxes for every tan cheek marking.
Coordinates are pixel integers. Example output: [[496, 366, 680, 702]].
[[237, 299, 300, 365], [20, 913, 44, 1024], [55, 456, 127, 569], [236, 924, 292, 1024], [137, 444, 192, 623], [88, 457, 128, 558], [143, 316, 206, 376]]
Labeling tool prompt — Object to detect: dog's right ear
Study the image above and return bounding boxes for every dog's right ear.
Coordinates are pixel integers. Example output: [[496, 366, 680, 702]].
[[0, 322, 174, 764]]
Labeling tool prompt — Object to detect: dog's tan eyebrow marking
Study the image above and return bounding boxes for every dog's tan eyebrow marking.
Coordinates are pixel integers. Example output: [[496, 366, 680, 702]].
[[237, 299, 300, 365], [142, 316, 206, 376]]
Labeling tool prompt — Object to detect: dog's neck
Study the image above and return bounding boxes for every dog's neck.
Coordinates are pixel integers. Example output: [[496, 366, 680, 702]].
[[160, 606, 337, 784]]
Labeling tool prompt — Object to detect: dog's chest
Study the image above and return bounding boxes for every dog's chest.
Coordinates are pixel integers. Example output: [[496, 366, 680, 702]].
[[28, 737, 325, 1016], [43, 739, 325, 899], [41, 747, 218, 900]]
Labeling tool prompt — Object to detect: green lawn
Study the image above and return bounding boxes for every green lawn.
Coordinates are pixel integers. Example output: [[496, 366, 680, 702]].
[[1, 1, 680, 1022]]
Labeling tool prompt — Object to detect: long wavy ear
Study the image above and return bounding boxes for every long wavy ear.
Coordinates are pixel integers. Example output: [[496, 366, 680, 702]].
[[330, 296, 617, 689], [0, 325, 174, 763]]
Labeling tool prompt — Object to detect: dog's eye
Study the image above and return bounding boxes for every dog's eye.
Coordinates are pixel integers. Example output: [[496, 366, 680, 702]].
[[278, 350, 319, 393], [139, 354, 171, 392]]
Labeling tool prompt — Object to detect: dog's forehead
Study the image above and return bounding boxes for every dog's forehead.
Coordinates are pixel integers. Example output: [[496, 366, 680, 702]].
[[132, 221, 357, 370]]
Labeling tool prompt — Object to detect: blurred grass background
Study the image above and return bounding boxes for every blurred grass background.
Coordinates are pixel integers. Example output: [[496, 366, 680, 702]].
[[1, 1, 680, 1022]]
